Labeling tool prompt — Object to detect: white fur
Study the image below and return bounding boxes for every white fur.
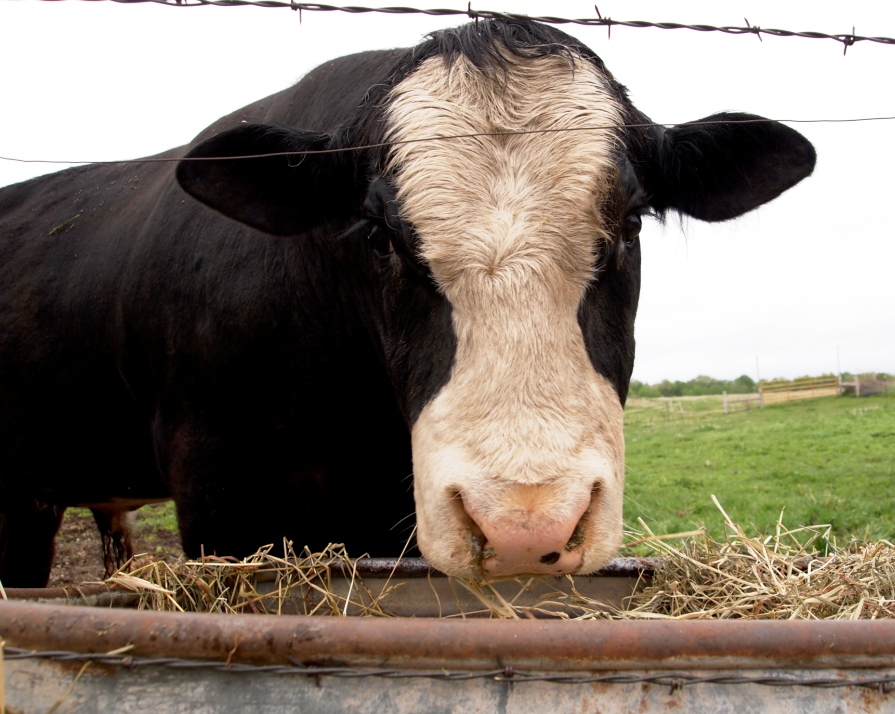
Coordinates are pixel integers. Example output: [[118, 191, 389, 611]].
[[386, 50, 626, 578]]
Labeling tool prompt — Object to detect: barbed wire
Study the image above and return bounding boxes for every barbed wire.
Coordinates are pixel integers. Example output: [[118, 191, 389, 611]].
[[9, 2, 895, 54], [1, 115, 894, 167], [4, 646, 895, 692]]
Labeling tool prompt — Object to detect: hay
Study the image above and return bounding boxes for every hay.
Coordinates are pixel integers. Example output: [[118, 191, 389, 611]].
[[107, 497, 895, 620], [607, 496, 895, 621], [107, 543, 400, 616]]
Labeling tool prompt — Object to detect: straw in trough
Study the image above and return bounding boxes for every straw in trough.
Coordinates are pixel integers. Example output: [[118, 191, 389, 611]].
[[106, 497, 895, 620]]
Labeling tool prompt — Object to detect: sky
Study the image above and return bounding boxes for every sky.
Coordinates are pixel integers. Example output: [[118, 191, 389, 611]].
[[1, 0, 893, 384]]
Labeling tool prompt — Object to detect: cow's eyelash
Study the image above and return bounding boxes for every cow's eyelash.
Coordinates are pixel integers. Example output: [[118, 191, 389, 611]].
[[334, 219, 369, 242], [631, 206, 656, 220]]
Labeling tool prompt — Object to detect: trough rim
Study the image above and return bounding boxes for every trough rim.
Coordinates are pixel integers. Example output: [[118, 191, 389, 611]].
[[2, 599, 895, 672]]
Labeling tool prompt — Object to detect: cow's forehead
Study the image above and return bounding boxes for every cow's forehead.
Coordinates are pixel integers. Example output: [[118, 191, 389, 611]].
[[384, 51, 623, 297]]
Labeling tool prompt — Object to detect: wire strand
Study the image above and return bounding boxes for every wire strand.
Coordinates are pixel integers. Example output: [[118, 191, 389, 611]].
[[2, 116, 894, 167], [5, 645, 895, 690], [5, 2, 893, 53]]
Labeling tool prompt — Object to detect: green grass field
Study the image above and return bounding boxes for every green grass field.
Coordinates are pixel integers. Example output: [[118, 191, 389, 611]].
[[623, 392, 895, 544]]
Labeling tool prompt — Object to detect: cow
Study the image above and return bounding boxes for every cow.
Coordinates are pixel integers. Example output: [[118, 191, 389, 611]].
[[0, 19, 815, 587]]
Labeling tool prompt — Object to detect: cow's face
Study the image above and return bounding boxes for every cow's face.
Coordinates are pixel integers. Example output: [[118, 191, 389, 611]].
[[382, 52, 635, 577], [177, 20, 815, 580]]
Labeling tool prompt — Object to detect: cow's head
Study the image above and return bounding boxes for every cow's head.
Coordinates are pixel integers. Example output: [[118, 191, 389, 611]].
[[177, 20, 815, 579]]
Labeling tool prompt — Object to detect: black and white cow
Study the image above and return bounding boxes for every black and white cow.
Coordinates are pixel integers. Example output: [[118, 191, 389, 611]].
[[0, 20, 814, 586]]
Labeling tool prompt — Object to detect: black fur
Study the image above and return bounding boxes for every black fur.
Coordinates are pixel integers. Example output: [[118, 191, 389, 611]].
[[649, 112, 817, 221]]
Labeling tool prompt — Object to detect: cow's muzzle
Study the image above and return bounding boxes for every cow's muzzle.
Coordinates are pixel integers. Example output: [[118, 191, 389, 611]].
[[452, 484, 596, 578]]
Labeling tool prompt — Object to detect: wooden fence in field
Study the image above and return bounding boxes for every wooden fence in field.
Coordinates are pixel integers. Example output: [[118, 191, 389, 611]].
[[759, 376, 840, 405], [722, 391, 762, 413]]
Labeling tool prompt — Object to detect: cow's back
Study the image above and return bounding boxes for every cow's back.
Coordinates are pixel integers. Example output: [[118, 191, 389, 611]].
[[194, 48, 408, 138]]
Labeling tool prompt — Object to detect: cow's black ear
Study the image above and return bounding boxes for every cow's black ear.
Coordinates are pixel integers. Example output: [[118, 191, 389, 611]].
[[647, 113, 816, 222], [176, 124, 358, 236]]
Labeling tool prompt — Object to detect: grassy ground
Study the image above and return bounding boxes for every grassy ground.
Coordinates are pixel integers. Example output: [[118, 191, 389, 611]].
[[623, 392, 895, 545]]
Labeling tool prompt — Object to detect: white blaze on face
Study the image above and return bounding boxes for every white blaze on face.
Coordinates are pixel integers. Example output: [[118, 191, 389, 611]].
[[386, 49, 626, 578]]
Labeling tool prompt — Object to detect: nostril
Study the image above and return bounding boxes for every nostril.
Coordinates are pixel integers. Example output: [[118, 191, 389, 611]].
[[450, 489, 482, 533], [564, 518, 587, 551], [564, 483, 600, 552], [449, 489, 485, 558], [454, 485, 598, 576]]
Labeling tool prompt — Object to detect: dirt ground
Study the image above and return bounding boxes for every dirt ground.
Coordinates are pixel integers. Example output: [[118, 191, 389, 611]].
[[49, 508, 184, 587]]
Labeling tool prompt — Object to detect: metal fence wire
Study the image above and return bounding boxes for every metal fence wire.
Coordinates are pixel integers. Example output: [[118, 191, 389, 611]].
[[9, 1, 895, 54], [2, 2, 895, 167], [3, 112, 895, 167], [4, 646, 895, 692]]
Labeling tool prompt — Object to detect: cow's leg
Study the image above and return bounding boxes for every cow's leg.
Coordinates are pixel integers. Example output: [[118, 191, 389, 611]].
[[91, 508, 135, 577], [155, 418, 329, 560], [0, 501, 65, 587], [172, 460, 330, 560]]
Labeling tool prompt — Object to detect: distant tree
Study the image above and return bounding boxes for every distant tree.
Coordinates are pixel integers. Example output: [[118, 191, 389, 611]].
[[636, 383, 661, 398], [630, 380, 662, 398], [730, 374, 756, 393], [628, 380, 648, 398], [656, 380, 685, 397]]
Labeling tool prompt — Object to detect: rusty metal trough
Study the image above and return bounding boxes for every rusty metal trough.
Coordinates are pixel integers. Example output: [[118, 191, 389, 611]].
[[2, 558, 894, 713]]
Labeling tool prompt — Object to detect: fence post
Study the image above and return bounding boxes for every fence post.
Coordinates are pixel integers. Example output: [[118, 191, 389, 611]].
[[759, 384, 764, 409], [723, 391, 729, 414], [856, 376, 861, 398]]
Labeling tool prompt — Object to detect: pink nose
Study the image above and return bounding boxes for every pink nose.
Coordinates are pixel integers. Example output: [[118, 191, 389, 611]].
[[463, 498, 590, 577]]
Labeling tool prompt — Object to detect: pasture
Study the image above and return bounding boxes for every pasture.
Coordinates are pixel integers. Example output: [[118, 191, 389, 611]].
[[623, 392, 895, 546]]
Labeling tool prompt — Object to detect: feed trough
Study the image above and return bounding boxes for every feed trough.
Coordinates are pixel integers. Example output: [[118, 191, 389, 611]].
[[2, 558, 895, 713]]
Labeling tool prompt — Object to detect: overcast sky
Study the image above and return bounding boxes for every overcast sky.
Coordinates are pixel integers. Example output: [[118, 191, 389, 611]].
[[1, 0, 893, 384]]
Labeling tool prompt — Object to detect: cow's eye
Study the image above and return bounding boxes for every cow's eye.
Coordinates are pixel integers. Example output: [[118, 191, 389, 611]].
[[367, 224, 395, 257], [623, 213, 642, 247]]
